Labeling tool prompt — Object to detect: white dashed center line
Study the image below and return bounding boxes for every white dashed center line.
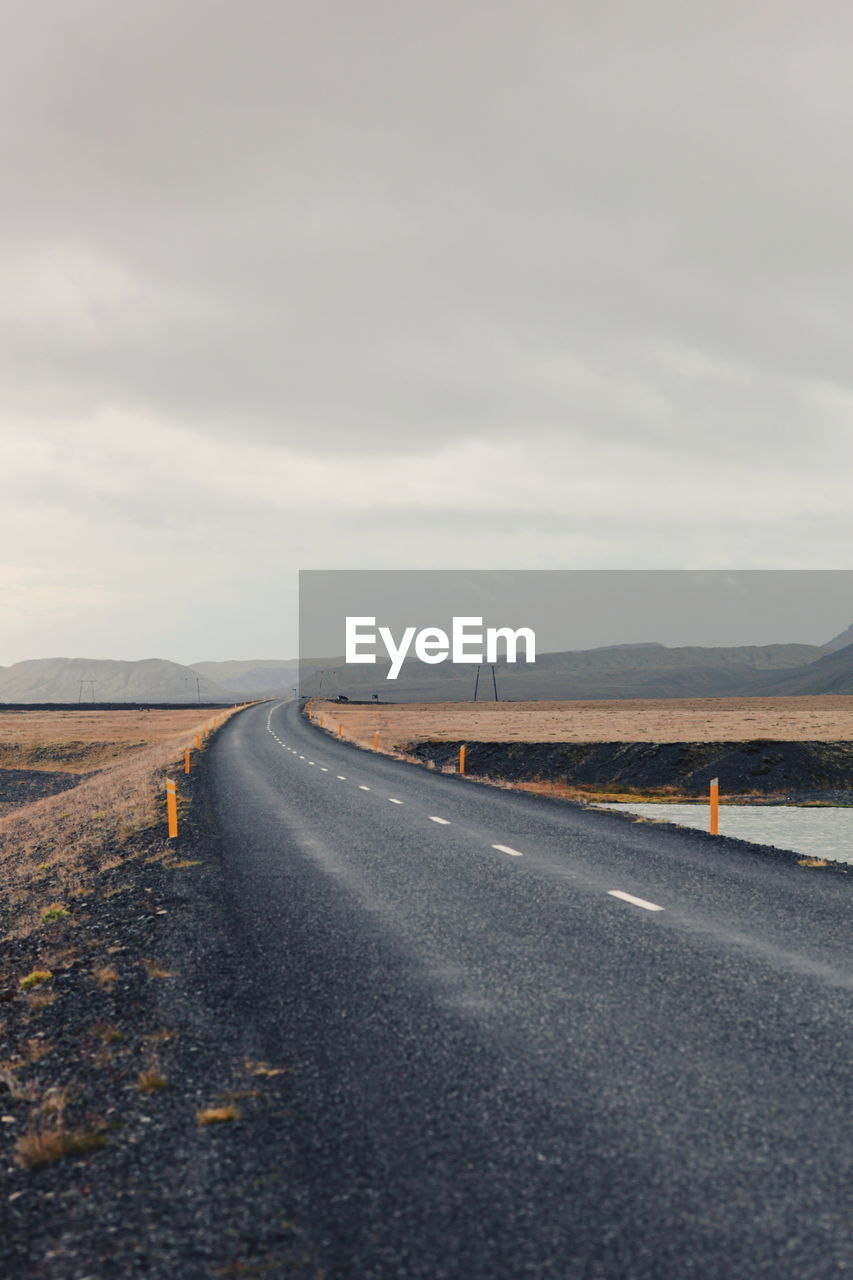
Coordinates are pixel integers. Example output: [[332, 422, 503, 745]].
[[268, 714, 669, 924], [608, 890, 664, 912]]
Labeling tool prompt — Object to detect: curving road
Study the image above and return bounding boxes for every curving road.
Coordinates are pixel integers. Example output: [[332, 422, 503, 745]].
[[206, 699, 853, 1278]]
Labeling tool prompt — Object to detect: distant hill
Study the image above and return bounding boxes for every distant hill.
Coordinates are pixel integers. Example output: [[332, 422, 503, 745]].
[[191, 659, 299, 696], [0, 658, 234, 704], [749, 643, 853, 696], [824, 623, 853, 652], [2, 640, 842, 705], [298, 642, 828, 702]]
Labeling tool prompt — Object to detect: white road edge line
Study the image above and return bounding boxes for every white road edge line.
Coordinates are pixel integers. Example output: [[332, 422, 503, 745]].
[[337, 775, 347, 780], [491, 844, 523, 857], [607, 890, 664, 912], [359, 785, 371, 791], [388, 798, 403, 804], [429, 816, 450, 825]]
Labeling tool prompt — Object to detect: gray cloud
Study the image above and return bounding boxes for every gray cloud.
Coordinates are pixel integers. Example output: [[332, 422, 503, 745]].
[[2, 1, 852, 661]]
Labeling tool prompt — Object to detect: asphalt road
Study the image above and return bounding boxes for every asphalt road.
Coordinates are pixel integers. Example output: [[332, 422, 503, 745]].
[[206, 700, 853, 1278]]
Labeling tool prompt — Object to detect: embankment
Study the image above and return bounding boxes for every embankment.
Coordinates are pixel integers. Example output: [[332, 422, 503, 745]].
[[408, 738, 853, 801]]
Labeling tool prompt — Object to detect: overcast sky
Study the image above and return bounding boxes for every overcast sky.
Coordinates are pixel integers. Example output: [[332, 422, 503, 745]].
[[2, 0, 853, 664]]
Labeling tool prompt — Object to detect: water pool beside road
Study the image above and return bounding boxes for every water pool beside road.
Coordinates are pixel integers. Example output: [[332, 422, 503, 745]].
[[595, 802, 853, 865]]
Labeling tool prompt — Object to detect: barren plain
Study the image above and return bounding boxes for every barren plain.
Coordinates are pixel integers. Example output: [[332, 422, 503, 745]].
[[314, 694, 853, 750]]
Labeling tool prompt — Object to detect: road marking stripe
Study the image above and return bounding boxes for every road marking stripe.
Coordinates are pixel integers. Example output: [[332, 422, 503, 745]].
[[308, 761, 315, 766], [492, 843, 523, 857], [320, 767, 328, 772], [299, 755, 305, 759], [337, 775, 347, 780], [429, 816, 450, 825], [359, 785, 371, 791], [607, 890, 664, 912], [388, 798, 403, 804]]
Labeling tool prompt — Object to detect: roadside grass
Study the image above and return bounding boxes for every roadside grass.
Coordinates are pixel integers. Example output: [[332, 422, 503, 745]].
[[198, 1105, 240, 1125], [40, 903, 69, 923], [135, 1067, 168, 1093], [14, 1122, 107, 1169], [0, 702, 287, 1236], [0, 1064, 41, 1102], [19, 968, 53, 990], [0, 708, 223, 773], [245, 1060, 287, 1078], [0, 708, 233, 937]]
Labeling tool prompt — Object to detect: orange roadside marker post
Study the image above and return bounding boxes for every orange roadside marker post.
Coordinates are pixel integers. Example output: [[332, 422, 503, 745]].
[[165, 778, 178, 839], [184, 748, 191, 775], [338, 724, 343, 738], [373, 731, 379, 751], [709, 777, 719, 835], [459, 745, 467, 775], [196, 732, 202, 750]]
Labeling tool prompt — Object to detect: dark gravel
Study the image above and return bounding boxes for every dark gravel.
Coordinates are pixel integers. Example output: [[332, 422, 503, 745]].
[[410, 737, 853, 800], [0, 769, 94, 807]]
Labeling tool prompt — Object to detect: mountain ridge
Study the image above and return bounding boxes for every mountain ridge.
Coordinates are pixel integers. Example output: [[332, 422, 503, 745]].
[[0, 658, 234, 704], [3, 640, 850, 703]]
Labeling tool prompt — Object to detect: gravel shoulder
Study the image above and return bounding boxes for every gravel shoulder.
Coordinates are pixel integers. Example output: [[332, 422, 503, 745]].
[[0, 750, 324, 1280]]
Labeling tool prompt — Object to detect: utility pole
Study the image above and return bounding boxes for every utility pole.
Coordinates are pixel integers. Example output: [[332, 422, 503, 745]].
[[472, 665, 498, 702]]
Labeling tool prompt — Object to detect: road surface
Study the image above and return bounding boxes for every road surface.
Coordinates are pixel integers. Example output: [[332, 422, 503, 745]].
[[206, 699, 852, 1278]]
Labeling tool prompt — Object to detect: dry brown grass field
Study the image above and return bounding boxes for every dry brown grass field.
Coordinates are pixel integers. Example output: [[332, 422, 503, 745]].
[[0, 707, 240, 936], [0, 707, 219, 771], [314, 695, 853, 751]]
